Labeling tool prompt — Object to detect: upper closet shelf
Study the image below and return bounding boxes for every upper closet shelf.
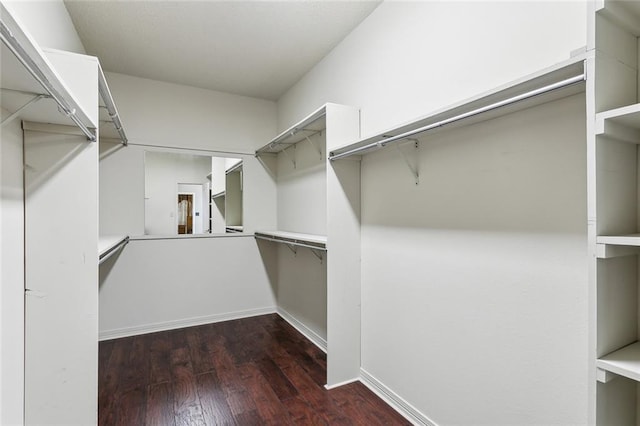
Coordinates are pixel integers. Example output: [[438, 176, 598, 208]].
[[99, 235, 129, 265], [596, 103, 640, 144], [1, 3, 128, 146], [597, 342, 640, 383], [0, 3, 95, 140], [98, 65, 128, 146], [329, 56, 586, 161], [255, 104, 326, 156], [254, 230, 327, 251]]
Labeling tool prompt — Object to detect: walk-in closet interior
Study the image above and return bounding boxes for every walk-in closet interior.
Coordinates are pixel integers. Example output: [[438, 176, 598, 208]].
[[2, 0, 638, 425]]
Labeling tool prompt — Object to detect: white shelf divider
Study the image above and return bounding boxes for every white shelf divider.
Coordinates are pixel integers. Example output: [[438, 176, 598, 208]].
[[597, 342, 640, 383]]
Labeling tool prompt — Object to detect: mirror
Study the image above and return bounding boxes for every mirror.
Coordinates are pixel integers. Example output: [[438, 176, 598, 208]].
[[144, 151, 242, 235]]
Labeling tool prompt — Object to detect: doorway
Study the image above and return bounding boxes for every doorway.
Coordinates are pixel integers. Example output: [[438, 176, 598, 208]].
[[177, 193, 193, 234]]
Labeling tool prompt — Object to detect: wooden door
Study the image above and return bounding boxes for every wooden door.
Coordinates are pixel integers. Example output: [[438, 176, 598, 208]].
[[177, 194, 193, 234]]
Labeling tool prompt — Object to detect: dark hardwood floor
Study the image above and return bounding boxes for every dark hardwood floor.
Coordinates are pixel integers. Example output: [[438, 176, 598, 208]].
[[99, 314, 410, 425]]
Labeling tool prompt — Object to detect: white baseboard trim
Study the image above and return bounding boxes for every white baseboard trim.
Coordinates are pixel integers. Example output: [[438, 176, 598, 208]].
[[276, 307, 327, 353], [359, 368, 437, 426], [324, 377, 359, 390], [99, 306, 277, 341]]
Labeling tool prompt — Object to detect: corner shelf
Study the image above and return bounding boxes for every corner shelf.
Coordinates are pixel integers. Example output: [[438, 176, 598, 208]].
[[597, 342, 640, 383], [254, 230, 327, 251], [211, 190, 225, 199], [98, 235, 129, 264], [255, 104, 326, 156]]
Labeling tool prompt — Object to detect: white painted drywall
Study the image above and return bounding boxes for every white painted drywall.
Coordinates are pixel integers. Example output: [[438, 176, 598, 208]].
[[277, 131, 327, 234], [277, 1, 587, 136], [2, 0, 86, 53], [103, 71, 277, 152], [359, 94, 587, 425], [0, 110, 24, 426], [98, 236, 276, 339]]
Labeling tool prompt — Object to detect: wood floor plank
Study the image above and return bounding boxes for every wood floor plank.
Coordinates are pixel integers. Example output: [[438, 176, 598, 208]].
[[99, 314, 409, 426], [196, 371, 236, 426], [148, 331, 172, 385], [237, 362, 294, 425], [115, 385, 146, 426], [170, 347, 206, 426], [283, 395, 328, 425], [186, 327, 216, 375], [255, 357, 299, 401], [145, 382, 176, 426], [210, 343, 257, 417]]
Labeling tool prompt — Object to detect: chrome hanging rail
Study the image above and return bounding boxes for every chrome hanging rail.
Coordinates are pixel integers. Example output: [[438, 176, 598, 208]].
[[0, 4, 97, 141], [98, 67, 128, 146], [329, 72, 586, 161]]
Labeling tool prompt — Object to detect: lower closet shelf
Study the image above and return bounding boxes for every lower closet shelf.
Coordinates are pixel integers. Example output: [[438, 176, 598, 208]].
[[254, 230, 327, 250], [99, 235, 129, 264], [597, 234, 640, 246], [597, 342, 640, 383]]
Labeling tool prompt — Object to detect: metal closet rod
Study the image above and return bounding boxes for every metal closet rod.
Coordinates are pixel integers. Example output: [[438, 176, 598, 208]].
[[0, 18, 97, 142], [98, 68, 128, 146], [329, 73, 586, 161]]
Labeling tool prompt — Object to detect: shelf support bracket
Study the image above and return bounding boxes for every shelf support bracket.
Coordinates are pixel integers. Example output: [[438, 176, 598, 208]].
[[285, 244, 297, 256], [395, 139, 419, 185], [1, 94, 47, 127], [310, 248, 324, 264], [281, 143, 296, 169], [305, 134, 323, 160]]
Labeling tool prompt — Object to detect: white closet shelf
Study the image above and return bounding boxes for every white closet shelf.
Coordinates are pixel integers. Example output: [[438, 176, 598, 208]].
[[255, 104, 327, 155], [1, 4, 96, 138], [99, 235, 129, 264], [254, 230, 327, 250], [597, 342, 640, 383], [226, 161, 242, 174], [329, 56, 586, 160], [226, 226, 243, 233], [212, 190, 226, 199], [596, 103, 640, 143], [597, 234, 640, 246]]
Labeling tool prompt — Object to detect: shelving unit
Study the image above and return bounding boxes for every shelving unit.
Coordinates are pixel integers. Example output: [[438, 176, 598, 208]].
[[254, 103, 360, 387], [225, 161, 243, 232], [590, 1, 640, 424]]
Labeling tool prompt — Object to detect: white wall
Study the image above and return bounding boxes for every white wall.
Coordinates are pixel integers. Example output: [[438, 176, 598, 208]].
[[99, 236, 277, 339], [0, 110, 24, 426], [2, 0, 85, 54], [361, 94, 587, 425], [104, 71, 277, 152], [278, 1, 587, 136], [99, 73, 279, 337], [276, 2, 589, 424]]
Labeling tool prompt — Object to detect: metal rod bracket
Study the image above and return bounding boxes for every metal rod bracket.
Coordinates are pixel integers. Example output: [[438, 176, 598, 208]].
[[395, 140, 419, 185]]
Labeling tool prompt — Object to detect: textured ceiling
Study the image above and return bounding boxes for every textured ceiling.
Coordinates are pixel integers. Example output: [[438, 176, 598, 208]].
[[64, 0, 381, 101]]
